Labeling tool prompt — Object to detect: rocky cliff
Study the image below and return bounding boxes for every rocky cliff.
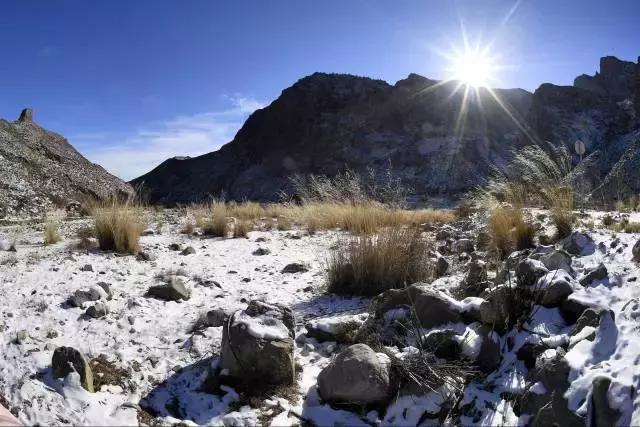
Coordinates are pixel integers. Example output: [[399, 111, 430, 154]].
[[0, 109, 134, 218], [133, 56, 640, 205]]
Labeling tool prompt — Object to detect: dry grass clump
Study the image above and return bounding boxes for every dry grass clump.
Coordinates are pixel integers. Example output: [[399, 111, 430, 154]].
[[233, 220, 251, 238], [487, 206, 535, 259], [326, 228, 432, 296], [276, 216, 292, 231], [609, 218, 640, 233], [43, 220, 62, 245], [201, 203, 229, 237], [92, 200, 145, 255], [549, 187, 574, 239], [181, 221, 195, 235]]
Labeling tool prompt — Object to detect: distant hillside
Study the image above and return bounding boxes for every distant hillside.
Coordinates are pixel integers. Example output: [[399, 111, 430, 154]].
[[133, 56, 640, 205], [0, 109, 133, 218]]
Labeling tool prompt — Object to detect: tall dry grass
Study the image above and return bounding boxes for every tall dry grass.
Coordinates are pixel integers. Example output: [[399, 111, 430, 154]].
[[326, 228, 432, 296], [188, 200, 454, 235], [92, 199, 145, 255], [487, 206, 535, 259], [43, 220, 62, 245]]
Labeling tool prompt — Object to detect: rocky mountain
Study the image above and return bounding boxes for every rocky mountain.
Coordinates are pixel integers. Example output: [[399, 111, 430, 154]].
[[133, 55, 640, 205], [0, 109, 133, 218]]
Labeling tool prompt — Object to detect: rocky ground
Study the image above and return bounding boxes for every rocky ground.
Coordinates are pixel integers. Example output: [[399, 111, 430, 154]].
[[0, 209, 639, 426]]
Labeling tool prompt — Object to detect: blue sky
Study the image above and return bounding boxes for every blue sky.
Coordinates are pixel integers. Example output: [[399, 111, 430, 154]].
[[1, 0, 639, 180]]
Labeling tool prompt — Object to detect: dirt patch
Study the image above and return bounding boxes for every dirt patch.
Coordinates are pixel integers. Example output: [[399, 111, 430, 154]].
[[90, 355, 129, 391]]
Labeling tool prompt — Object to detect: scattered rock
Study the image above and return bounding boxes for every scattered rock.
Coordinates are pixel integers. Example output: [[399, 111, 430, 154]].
[[96, 282, 113, 300], [305, 313, 368, 344], [539, 272, 575, 307], [252, 247, 271, 256], [80, 264, 93, 272], [532, 392, 585, 427], [168, 243, 181, 251], [147, 277, 191, 301], [532, 348, 570, 392], [434, 256, 449, 277], [206, 308, 228, 327], [219, 301, 295, 386], [633, 239, 640, 261], [16, 329, 29, 344], [561, 232, 595, 256], [136, 251, 156, 262], [464, 259, 487, 286], [516, 258, 548, 287], [579, 263, 608, 286], [141, 229, 155, 236], [52, 347, 94, 392], [281, 263, 309, 274], [71, 286, 106, 308], [180, 246, 196, 256], [317, 343, 391, 405], [85, 302, 109, 318], [531, 249, 574, 275], [452, 238, 474, 254], [571, 308, 604, 336], [590, 376, 622, 427], [422, 330, 461, 360]]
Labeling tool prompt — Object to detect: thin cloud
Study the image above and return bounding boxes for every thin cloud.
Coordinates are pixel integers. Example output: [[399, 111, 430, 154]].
[[76, 95, 265, 181]]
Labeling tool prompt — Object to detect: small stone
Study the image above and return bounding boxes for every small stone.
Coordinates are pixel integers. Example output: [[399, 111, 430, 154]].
[[96, 282, 113, 300], [435, 256, 449, 278], [147, 278, 191, 301], [141, 229, 155, 236], [252, 247, 271, 256], [452, 238, 474, 254], [180, 246, 196, 256], [281, 263, 309, 274], [168, 243, 181, 251], [136, 251, 156, 262], [80, 264, 93, 272], [85, 302, 109, 318], [206, 308, 227, 327]]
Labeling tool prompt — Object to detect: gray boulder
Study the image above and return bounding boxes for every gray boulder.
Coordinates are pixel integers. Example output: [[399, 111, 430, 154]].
[[147, 277, 191, 301], [561, 232, 595, 256], [434, 256, 449, 278], [531, 249, 574, 275], [452, 238, 474, 254], [70, 286, 106, 308], [464, 259, 487, 286], [281, 263, 309, 273], [539, 272, 575, 307], [579, 263, 608, 286], [85, 302, 109, 318], [206, 308, 229, 327], [52, 346, 94, 392], [371, 285, 464, 329], [317, 343, 391, 405], [516, 258, 548, 287], [219, 301, 295, 386], [180, 246, 196, 255], [589, 376, 622, 427]]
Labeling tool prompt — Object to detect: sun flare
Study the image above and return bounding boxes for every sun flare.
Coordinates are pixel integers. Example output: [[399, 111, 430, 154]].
[[447, 47, 498, 88]]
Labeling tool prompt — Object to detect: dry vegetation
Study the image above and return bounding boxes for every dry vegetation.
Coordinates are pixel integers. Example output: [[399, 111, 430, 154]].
[[92, 199, 145, 255], [476, 145, 576, 248], [43, 219, 62, 245], [325, 227, 432, 296]]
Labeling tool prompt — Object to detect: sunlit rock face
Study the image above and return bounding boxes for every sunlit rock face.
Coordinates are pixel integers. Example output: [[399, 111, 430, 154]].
[[133, 56, 640, 205], [0, 109, 134, 218]]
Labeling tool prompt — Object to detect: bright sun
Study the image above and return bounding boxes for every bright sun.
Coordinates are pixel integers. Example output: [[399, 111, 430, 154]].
[[448, 47, 497, 88]]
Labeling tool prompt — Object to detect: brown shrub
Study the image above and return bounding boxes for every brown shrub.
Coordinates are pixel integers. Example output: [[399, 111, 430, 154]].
[[93, 200, 144, 255]]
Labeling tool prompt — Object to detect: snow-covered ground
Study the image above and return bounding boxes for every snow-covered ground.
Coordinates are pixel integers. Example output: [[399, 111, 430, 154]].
[[2, 209, 640, 426], [0, 214, 368, 425]]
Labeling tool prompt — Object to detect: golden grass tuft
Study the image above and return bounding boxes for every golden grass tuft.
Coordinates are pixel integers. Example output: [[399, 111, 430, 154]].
[[93, 200, 145, 255], [201, 203, 229, 237], [44, 220, 62, 245], [233, 220, 251, 238], [326, 228, 432, 296], [487, 206, 535, 259]]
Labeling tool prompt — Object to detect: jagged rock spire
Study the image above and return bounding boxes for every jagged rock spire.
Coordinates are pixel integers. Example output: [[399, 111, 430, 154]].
[[17, 108, 33, 123]]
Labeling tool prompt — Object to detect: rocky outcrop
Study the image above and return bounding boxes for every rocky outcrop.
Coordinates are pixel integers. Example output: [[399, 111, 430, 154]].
[[133, 55, 640, 205], [0, 109, 133, 218]]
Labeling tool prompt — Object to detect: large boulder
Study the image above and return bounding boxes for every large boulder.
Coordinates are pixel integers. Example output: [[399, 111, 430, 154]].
[[52, 347, 94, 392], [219, 301, 295, 386], [317, 343, 391, 405], [464, 259, 487, 286], [538, 271, 575, 307], [531, 249, 574, 275], [579, 263, 608, 286], [452, 238, 474, 254], [305, 313, 368, 344], [370, 284, 464, 329]]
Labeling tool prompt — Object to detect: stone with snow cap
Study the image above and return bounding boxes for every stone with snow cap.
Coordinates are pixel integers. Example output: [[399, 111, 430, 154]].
[[305, 313, 368, 343], [531, 249, 574, 275], [218, 300, 295, 386], [579, 263, 608, 286], [51, 346, 94, 392], [538, 270, 575, 307]]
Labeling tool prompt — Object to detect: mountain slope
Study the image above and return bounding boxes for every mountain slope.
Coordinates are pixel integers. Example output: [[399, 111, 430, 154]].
[[133, 56, 640, 205], [0, 109, 134, 218]]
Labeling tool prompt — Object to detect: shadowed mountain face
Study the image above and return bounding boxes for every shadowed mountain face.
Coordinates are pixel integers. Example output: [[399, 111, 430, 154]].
[[134, 55, 639, 205], [0, 110, 134, 218]]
